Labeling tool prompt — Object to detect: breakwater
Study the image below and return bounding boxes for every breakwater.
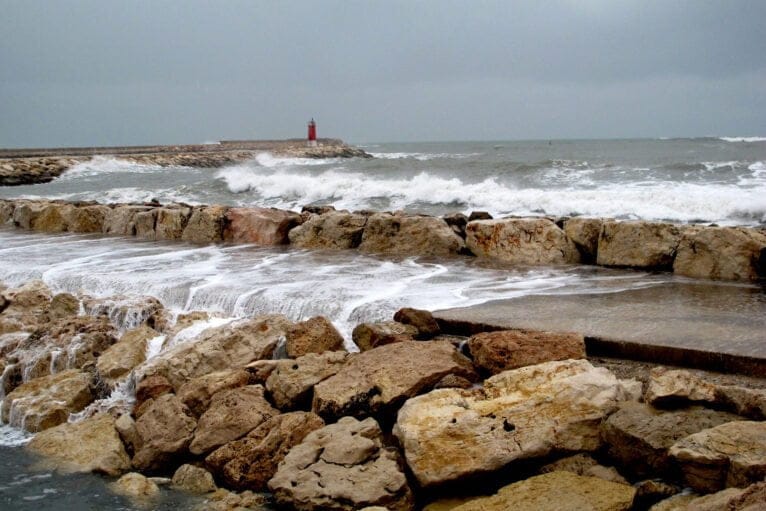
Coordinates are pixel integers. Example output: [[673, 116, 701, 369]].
[[1, 198, 764, 283]]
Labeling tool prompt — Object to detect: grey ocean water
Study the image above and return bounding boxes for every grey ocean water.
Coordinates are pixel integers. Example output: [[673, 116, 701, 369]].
[[0, 137, 765, 509]]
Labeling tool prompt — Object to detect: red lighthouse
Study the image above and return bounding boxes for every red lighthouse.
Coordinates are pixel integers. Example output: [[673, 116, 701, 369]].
[[307, 118, 317, 147]]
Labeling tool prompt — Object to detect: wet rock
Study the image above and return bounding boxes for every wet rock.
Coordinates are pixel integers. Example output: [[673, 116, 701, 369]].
[[393, 307, 440, 339], [115, 413, 140, 454], [265, 351, 349, 410], [32, 203, 70, 232], [288, 210, 368, 249], [110, 472, 160, 502], [136, 315, 291, 391], [12, 201, 47, 230], [245, 359, 279, 385], [171, 464, 217, 494], [206, 411, 324, 491], [285, 316, 345, 357], [63, 204, 110, 233], [0, 280, 52, 333], [301, 205, 336, 215], [540, 453, 628, 484], [468, 211, 492, 221], [394, 359, 641, 486], [26, 413, 131, 476], [359, 213, 465, 256], [351, 321, 418, 351], [103, 205, 154, 236], [134, 374, 174, 414], [448, 471, 635, 511], [648, 483, 766, 511], [82, 294, 164, 330], [132, 393, 198, 472], [189, 385, 277, 455], [673, 226, 766, 281], [47, 292, 79, 321], [563, 217, 603, 263], [0, 200, 14, 224], [467, 329, 585, 374], [466, 217, 580, 264], [96, 325, 157, 388], [182, 205, 228, 243], [195, 488, 270, 511], [601, 401, 739, 478], [633, 480, 681, 509], [224, 207, 302, 245], [597, 220, 683, 269], [1, 369, 94, 432], [668, 420, 766, 493], [177, 368, 250, 417], [433, 374, 474, 390], [268, 416, 414, 511], [155, 206, 192, 240], [443, 212, 468, 238], [133, 209, 157, 239], [313, 340, 476, 422]]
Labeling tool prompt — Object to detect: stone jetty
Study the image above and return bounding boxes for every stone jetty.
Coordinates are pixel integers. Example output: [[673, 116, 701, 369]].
[[0, 139, 370, 186], [1, 198, 764, 283], [0, 280, 764, 510]]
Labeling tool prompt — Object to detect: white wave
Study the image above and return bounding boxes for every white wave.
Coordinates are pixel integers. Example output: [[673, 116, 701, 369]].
[[719, 136, 766, 143], [0, 423, 33, 446], [254, 152, 340, 168], [14, 187, 203, 206], [60, 156, 165, 179], [370, 152, 479, 161]]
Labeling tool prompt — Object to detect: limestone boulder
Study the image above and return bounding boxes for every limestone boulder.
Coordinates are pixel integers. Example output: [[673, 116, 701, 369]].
[[133, 209, 157, 239], [0, 200, 14, 225], [288, 210, 367, 249], [268, 416, 415, 511], [673, 226, 766, 281], [449, 471, 635, 511], [313, 341, 476, 422], [0, 279, 52, 330], [177, 368, 250, 417], [47, 292, 79, 321], [358, 213, 465, 256], [1, 369, 94, 432], [285, 316, 345, 357], [136, 315, 291, 391], [96, 325, 157, 388], [132, 393, 198, 472], [182, 205, 228, 243], [155, 206, 192, 240], [134, 374, 173, 414], [563, 217, 603, 263], [32, 203, 70, 232], [12, 201, 47, 230], [351, 321, 418, 351], [540, 454, 627, 485], [26, 413, 131, 476], [63, 204, 110, 233], [266, 351, 349, 410], [110, 472, 160, 501], [189, 385, 277, 455], [668, 420, 766, 493], [600, 402, 739, 477], [103, 205, 154, 236], [224, 207, 302, 245], [597, 220, 683, 269], [206, 411, 324, 491], [171, 464, 217, 494], [649, 481, 766, 511], [393, 359, 641, 486], [194, 489, 269, 511], [466, 218, 580, 264], [393, 307, 440, 339], [467, 329, 585, 374]]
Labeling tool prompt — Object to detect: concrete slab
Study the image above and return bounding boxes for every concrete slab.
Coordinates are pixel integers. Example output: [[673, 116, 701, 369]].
[[434, 281, 766, 376]]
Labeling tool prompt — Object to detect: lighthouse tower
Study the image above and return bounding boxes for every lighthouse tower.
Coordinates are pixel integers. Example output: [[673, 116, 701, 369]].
[[307, 118, 317, 147]]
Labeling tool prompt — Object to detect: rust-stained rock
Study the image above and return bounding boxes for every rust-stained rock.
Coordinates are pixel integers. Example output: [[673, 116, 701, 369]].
[[155, 206, 191, 240], [467, 329, 585, 374], [466, 217, 580, 264], [597, 220, 683, 269], [63, 204, 110, 233], [285, 316, 346, 358], [223, 207, 302, 245]]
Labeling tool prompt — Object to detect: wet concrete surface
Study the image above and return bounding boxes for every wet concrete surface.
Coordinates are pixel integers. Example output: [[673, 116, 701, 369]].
[[434, 280, 766, 376]]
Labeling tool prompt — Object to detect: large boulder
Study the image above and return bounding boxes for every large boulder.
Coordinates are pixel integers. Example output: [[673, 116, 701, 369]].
[[136, 315, 291, 391], [650, 482, 766, 511], [223, 207, 302, 245], [393, 308, 440, 339], [82, 294, 165, 330], [467, 329, 585, 375], [448, 471, 635, 511], [132, 393, 198, 472], [1, 369, 94, 432], [600, 402, 739, 477], [12, 201, 47, 230], [597, 220, 683, 269], [189, 385, 278, 455], [673, 226, 766, 281], [32, 203, 70, 232], [103, 205, 154, 236], [171, 464, 217, 495], [288, 211, 367, 249], [351, 321, 418, 351], [182, 205, 228, 243], [96, 325, 157, 388], [266, 351, 349, 410], [540, 453, 628, 485], [268, 416, 415, 511], [206, 411, 324, 491], [668, 421, 766, 493], [0, 200, 14, 225], [110, 472, 160, 501], [285, 316, 346, 358], [47, 292, 79, 321], [358, 213, 465, 257], [466, 218, 580, 264], [313, 341, 476, 422], [563, 217, 603, 263], [155, 206, 192, 240], [133, 209, 158, 239], [176, 368, 251, 417], [134, 374, 174, 414], [63, 204, 110, 233], [26, 413, 131, 476], [0, 280, 52, 333], [393, 359, 641, 486]]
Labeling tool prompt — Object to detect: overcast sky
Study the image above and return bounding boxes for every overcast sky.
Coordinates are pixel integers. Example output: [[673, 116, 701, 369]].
[[1, 1, 765, 146]]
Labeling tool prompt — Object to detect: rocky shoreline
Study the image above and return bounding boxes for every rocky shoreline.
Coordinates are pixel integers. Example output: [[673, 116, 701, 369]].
[[0, 280, 764, 510], [0, 139, 371, 186], [1, 198, 765, 283]]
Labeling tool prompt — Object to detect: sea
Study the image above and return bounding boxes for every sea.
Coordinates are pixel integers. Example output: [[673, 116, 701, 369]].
[[0, 137, 764, 509]]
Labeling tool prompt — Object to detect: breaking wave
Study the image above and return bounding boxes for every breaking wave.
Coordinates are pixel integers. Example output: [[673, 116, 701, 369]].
[[719, 136, 766, 143]]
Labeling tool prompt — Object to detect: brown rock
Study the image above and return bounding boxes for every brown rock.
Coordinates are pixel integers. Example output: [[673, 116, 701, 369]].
[[540, 454, 628, 485], [466, 217, 580, 264], [285, 316, 345, 357], [171, 464, 217, 494], [115, 413, 140, 454], [96, 325, 157, 387], [265, 351, 349, 410], [223, 207, 302, 245], [674, 226, 766, 281], [103, 205, 154, 236], [133, 209, 157, 239], [206, 411, 324, 491], [182, 205, 228, 243], [32, 203, 70, 232], [63, 204, 110, 233], [132, 394, 198, 472], [433, 374, 474, 389], [597, 220, 683, 269], [563, 217, 603, 263], [177, 368, 251, 417], [313, 340, 476, 422], [393, 307, 441, 339], [47, 292, 79, 321], [189, 385, 277, 455], [134, 374, 174, 413], [288, 210, 367, 249], [110, 472, 160, 501], [155, 206, 191, 240], [358, 213, 465, 256], [0, 200, 14, 225], [468, 329, 585, 374], [351, 321, 418, 351], [12, 201, 46, 230]]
